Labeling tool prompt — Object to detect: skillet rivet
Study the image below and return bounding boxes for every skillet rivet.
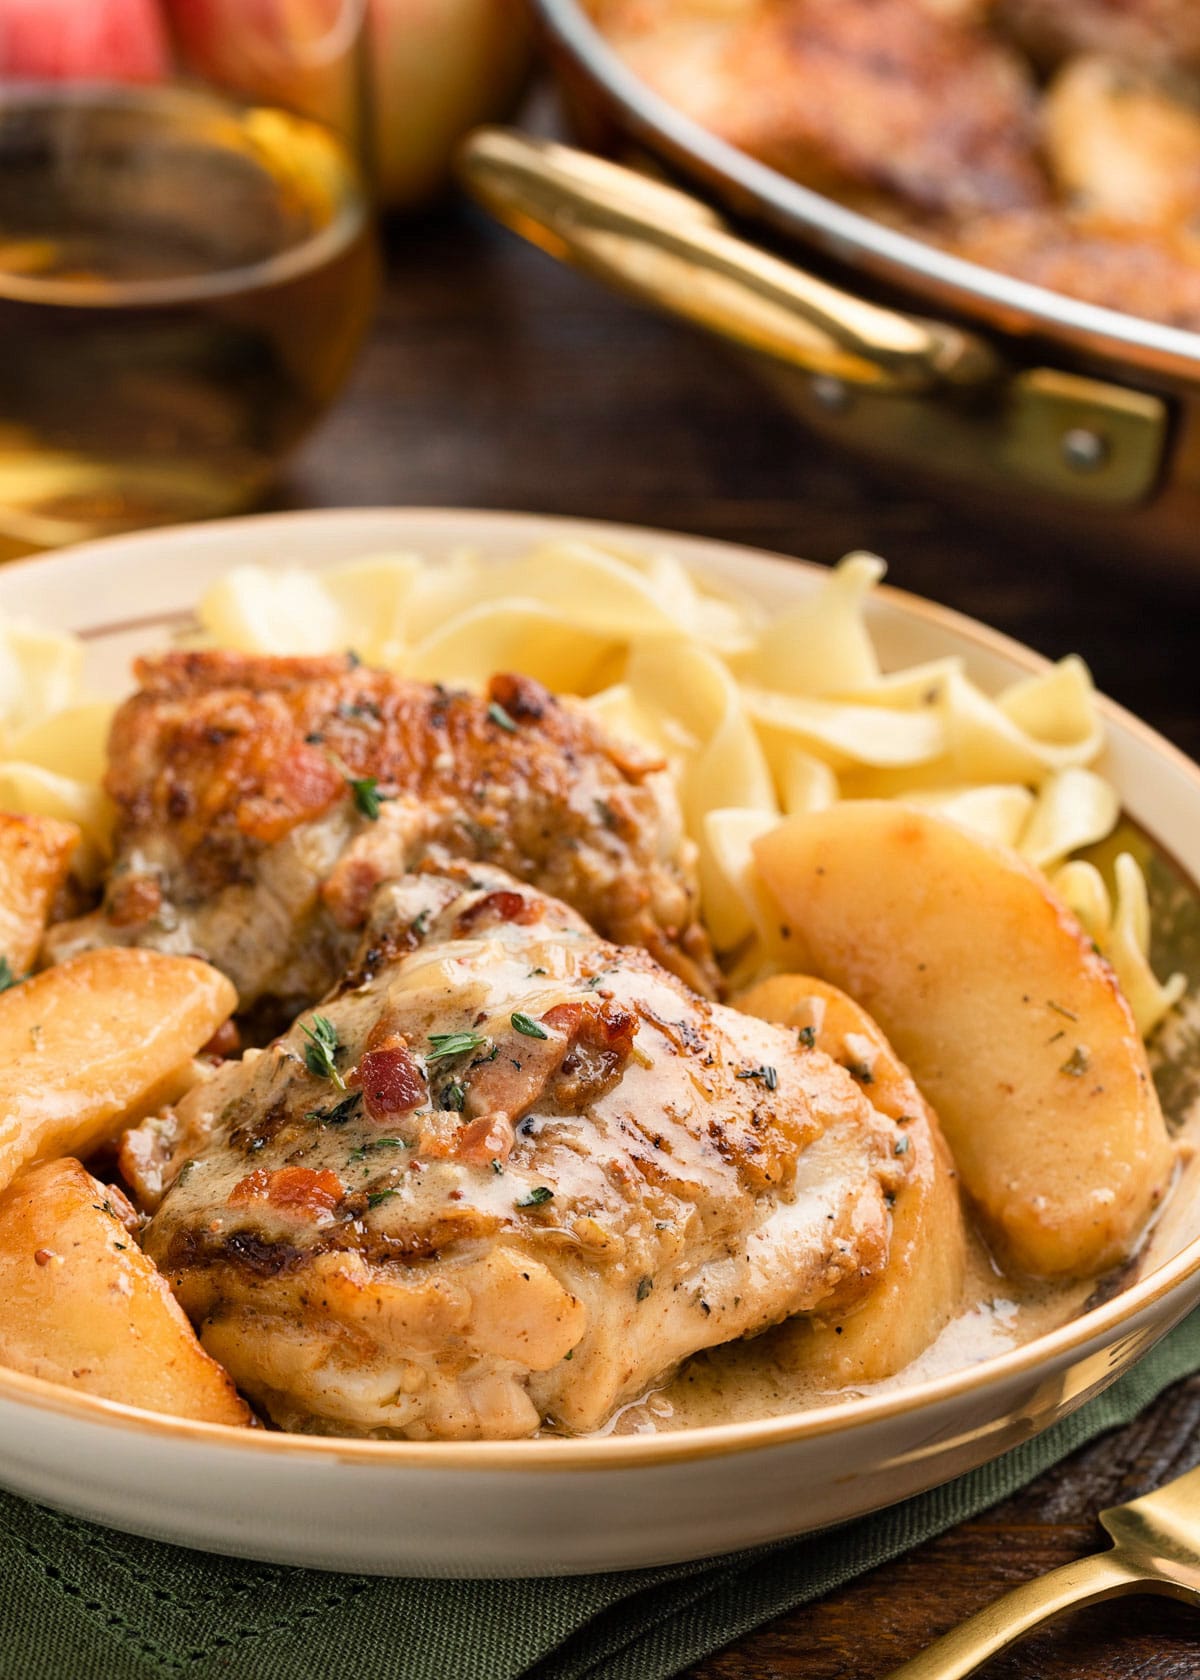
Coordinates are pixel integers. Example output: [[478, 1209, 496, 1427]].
[[810, 375, 851, 414], [1061, 428, 1109, 473]]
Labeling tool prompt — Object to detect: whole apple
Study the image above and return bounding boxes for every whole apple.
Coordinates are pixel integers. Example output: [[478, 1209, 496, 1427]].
[[0, 0, 168, 79]]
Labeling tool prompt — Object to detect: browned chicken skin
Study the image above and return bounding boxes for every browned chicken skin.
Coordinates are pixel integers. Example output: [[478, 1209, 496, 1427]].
[[142, 866, 907, 1439], [996, 0, 1200, 75], [603, 0, 1047, 218], [47, 652, 718, 1014], [942, 209, 1200, 327]]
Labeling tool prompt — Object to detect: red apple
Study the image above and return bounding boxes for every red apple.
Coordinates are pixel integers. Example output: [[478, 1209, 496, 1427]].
[[0, 0, 169, 80]]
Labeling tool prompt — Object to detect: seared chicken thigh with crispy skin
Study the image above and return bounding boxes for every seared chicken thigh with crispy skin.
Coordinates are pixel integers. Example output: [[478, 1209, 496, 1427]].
[[47, 652, 717, 1013], [597, 0, 1048, 218], [142, 866, 907, 1439]]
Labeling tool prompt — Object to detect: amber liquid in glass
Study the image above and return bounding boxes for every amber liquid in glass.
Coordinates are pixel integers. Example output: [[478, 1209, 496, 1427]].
[[0, 82, 376, 546]]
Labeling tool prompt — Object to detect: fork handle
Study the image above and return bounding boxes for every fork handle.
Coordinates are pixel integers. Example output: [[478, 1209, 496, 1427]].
[[881, 1549, 1148, 1679]]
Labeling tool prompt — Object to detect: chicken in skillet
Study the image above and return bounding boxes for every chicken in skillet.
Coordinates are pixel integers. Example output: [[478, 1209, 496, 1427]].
[[46, 652, 718, 1017], [597, 0, 1048, 219], [140, 865, 908, 1438], [594, 0, 1200, 330]]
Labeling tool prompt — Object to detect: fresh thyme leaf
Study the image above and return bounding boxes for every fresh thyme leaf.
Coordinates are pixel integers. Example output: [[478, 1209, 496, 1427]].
[[427, 1030, 488, 1061], [511, 1011, 548, 1040], [301, 1015, 346, 1090], [306, 1092, 360, 1127], [736, 1065, 777, 1091], [636, 1275, 653, 1302], [0, 955, 16, 993], [796, 1025, 817, 1050], [411, 908, 430, 938], [1061, 1045, 1091, 1077], [594, 798, 619, 831], [348, 774, 387, 821], [486, 700, 518, 733], [443, 1081, 466, 1112], [349, 1138, 404, 1163], [894, 1135, 911, 1157], [367, 1189, 399, 1209], [516, 1185, 553, 1208], [491, 1158, 504, 1174]]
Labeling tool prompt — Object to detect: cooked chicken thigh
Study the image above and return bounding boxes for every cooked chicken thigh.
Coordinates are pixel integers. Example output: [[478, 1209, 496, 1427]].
[[143, 866, 907, 1439], [47, 652, 717, 1014], [598, 0, 1048, 218], [996, 0, 1200, 77]]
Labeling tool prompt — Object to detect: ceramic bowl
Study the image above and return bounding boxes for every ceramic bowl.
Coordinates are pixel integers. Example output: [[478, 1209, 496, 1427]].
[[1, 508, 1198, 1577]]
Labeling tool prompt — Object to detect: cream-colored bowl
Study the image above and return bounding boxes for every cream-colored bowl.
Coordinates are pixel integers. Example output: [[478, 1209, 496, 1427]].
[[1, 508, 1198, 1577]]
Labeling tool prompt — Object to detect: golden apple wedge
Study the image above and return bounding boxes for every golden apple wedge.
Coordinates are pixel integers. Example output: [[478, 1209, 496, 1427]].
[[738, 972, 967, 1382], [0, 949, 236, 1193], [753, 803, 1175, 1278], [0, 1157, 248, 1424]]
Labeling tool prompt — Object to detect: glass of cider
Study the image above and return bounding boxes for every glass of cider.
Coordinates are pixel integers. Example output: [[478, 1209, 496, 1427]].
[[0, 6, 377, 547]]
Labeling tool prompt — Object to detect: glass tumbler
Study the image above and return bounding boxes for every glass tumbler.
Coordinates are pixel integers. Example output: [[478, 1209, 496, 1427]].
[[0, 0, 378, 548]]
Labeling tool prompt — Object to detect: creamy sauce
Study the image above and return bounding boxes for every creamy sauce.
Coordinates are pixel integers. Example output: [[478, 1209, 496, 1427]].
[[602, 1235, 1095, 1435]]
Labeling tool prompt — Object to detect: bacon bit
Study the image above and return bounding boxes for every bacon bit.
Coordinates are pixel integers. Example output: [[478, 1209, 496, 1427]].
[[360, 1046, 428, 1120], [455, 889, 540, 934], [228, 1166, 343, 1217], [202, 1019, 241, 1059], [357, 1031, 428, 1123], [543, 999, 637, 1112], [488, 672, 550, 723], [106, 873, 162, 929], [455, 1113, 515, 1165]]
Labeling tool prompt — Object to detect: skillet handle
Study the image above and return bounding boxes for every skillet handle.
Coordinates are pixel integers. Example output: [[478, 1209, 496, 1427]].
[[457, 126, 1000, 396]]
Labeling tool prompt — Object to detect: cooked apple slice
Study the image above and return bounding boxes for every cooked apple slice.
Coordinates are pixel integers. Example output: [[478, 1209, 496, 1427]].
[[0, 810, 79, 977], [0, 949, 236, 1192], [738, 972, 967, 1382], [753, 803, 1175, 1278], [0, 1157, 248, 1423]]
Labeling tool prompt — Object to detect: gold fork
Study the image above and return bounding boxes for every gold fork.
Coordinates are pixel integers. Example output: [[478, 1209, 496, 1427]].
[[883, 1462, 1200, 1678]]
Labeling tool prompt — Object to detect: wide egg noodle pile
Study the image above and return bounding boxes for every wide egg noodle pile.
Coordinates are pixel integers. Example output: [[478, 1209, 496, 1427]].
[[0, 543, 1182, 1034]]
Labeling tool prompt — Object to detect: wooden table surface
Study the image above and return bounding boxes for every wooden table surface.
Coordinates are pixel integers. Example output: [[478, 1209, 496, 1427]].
[[280, 201, 1200, 1678]]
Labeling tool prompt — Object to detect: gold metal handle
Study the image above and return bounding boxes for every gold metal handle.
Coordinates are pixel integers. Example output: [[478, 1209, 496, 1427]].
[[882, 1549, 1165, 1680], [458, 127, 999, 395]]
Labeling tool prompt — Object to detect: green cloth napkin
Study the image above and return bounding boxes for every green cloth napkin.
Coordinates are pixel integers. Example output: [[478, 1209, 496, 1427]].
[[3, 1312, 1199, 1680]]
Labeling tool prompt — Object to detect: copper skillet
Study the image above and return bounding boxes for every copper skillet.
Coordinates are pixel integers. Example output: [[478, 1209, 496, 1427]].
[[458, 0, 1200, 565]]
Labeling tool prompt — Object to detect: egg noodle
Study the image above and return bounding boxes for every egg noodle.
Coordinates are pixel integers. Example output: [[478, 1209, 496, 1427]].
[[0, 541, 1184, 1034]]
